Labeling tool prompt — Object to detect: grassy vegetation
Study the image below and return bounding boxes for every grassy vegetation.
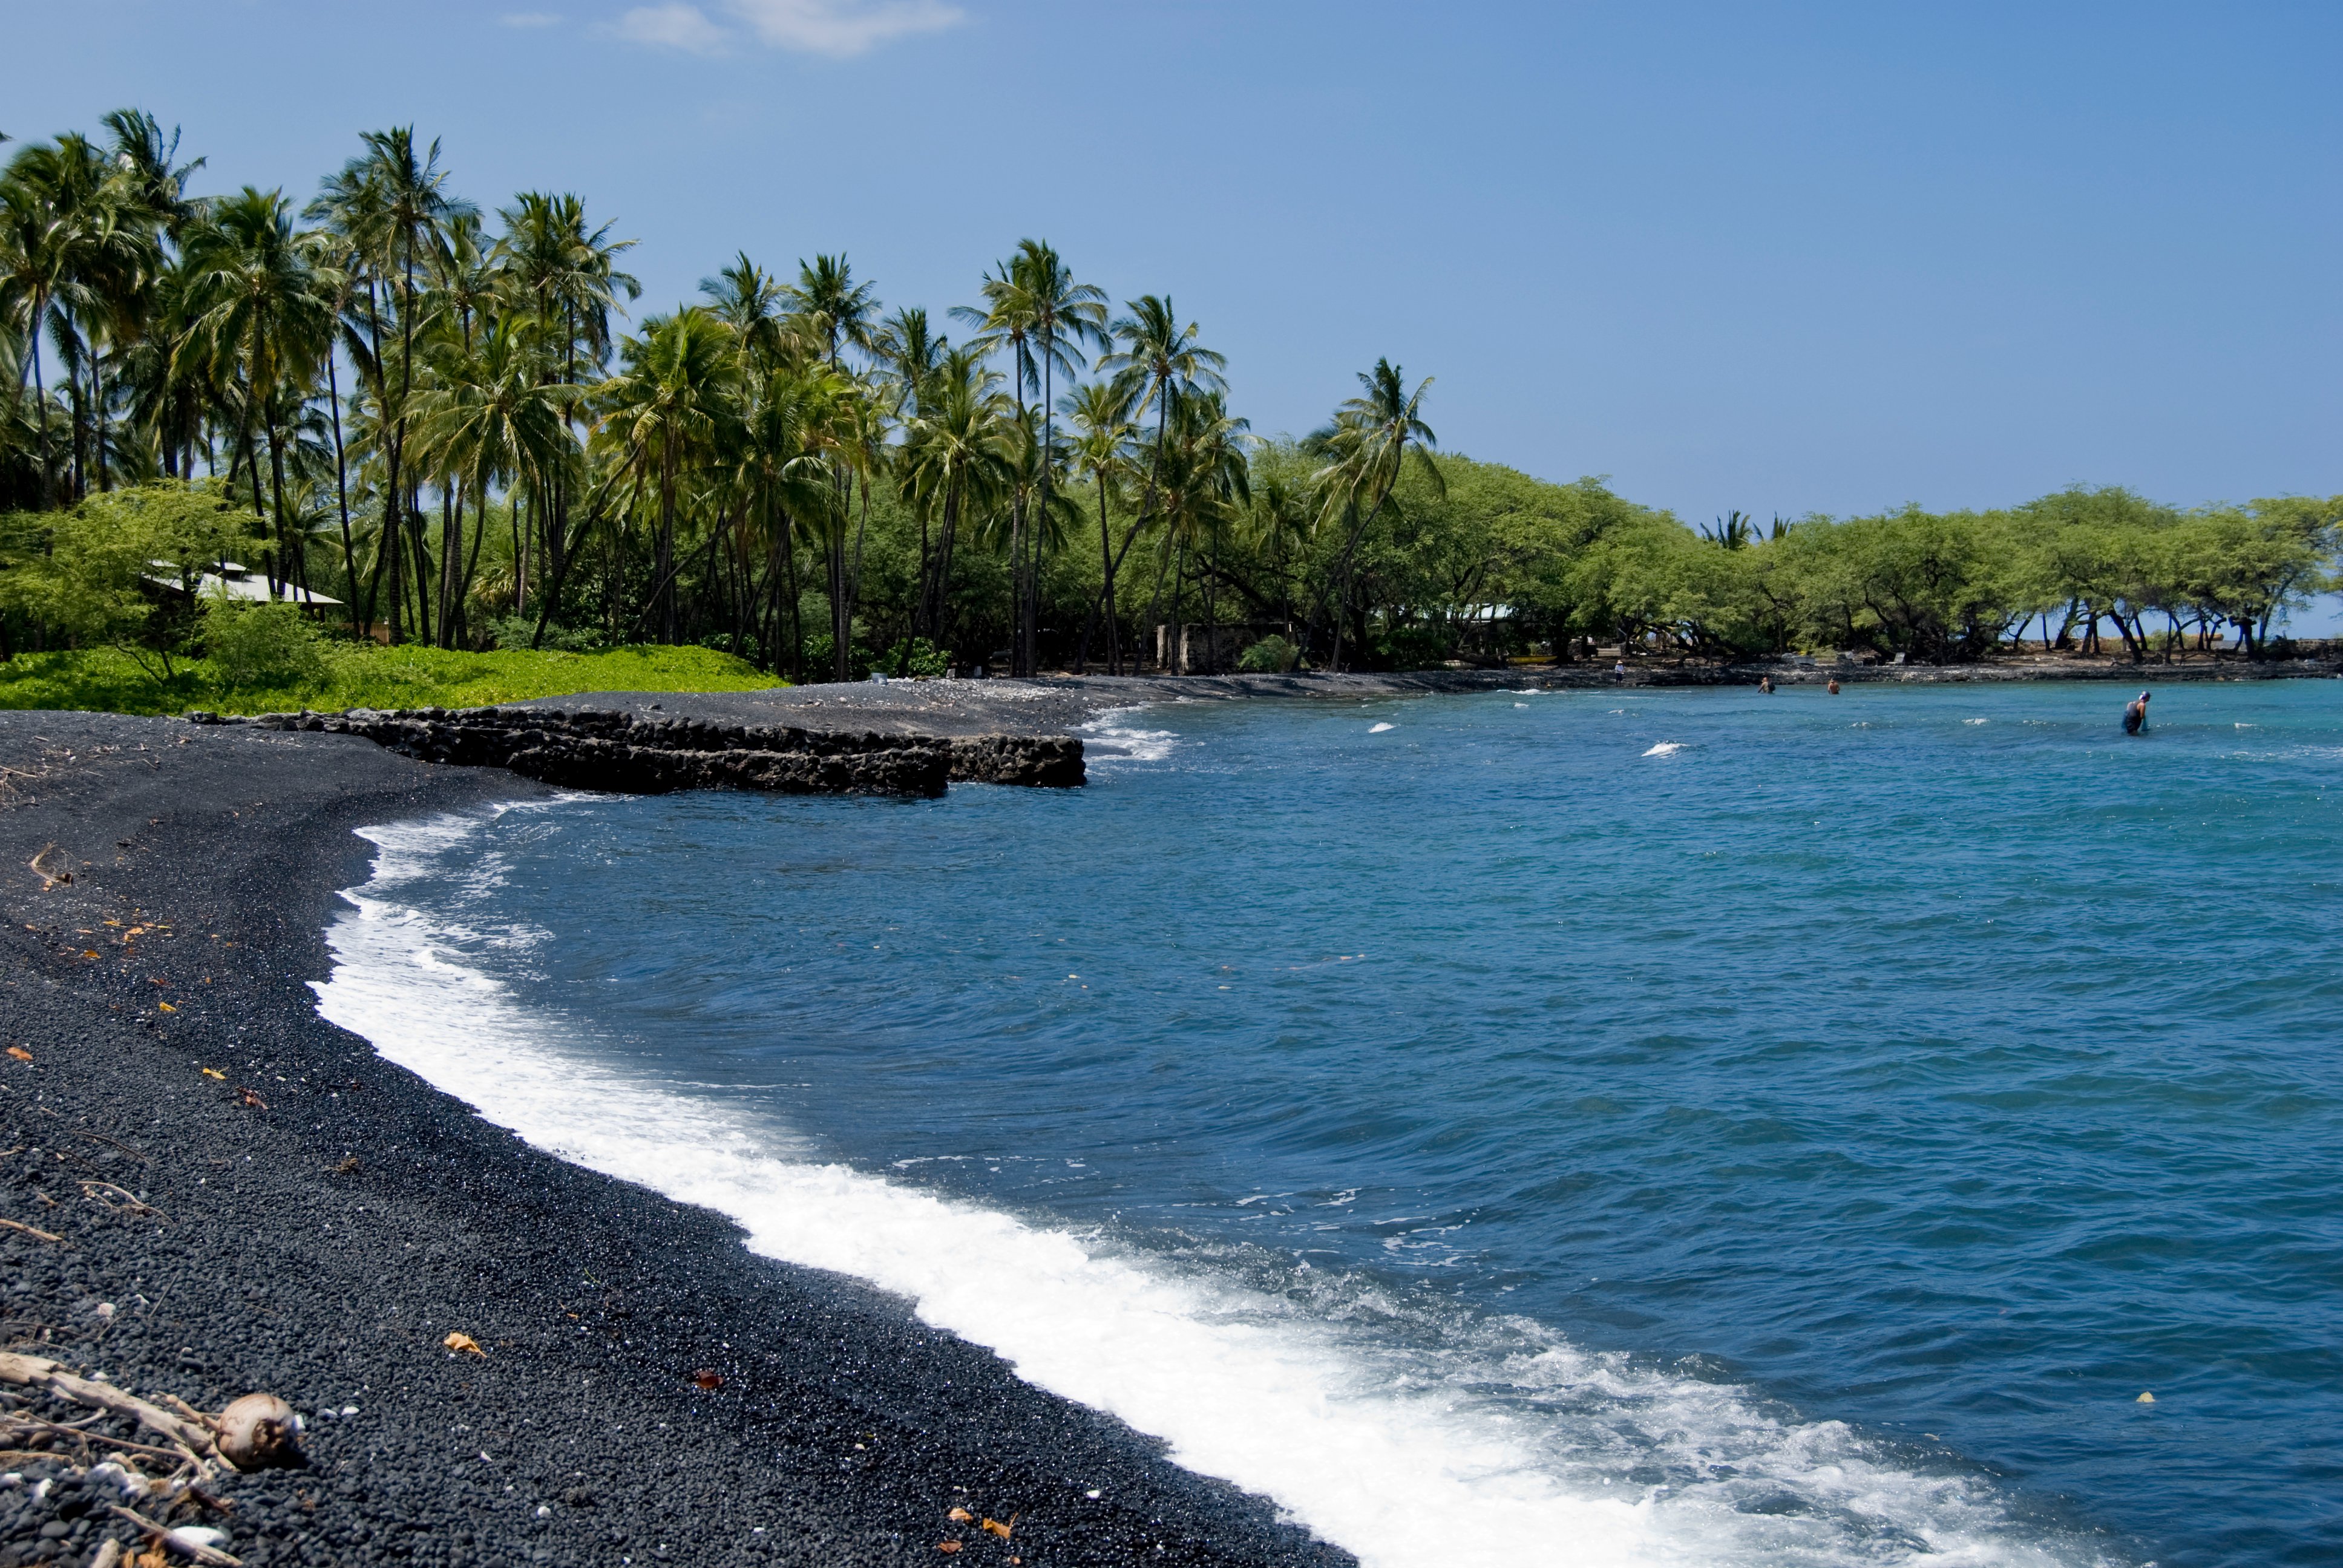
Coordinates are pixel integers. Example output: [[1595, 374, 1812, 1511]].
[[0, 642, 783, 718]]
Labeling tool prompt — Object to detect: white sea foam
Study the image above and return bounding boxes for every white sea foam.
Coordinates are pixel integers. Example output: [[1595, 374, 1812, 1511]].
[[1078, 709, 1179, 763], [314, 809, 2119, 1568], [1369, 722, 1397, 734], [1641, 741, 1685, 757]]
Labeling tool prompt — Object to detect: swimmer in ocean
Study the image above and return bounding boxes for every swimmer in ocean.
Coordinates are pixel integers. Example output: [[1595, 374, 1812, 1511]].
[[1827, 677, 1841, 695], [2123, 690, 2149, 734], [1758, 675, 1774, 693]]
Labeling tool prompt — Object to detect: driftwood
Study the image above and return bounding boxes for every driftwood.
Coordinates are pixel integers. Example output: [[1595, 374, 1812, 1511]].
[[108, 1505, 243, 1566], [0, 1217, 65, 1243], [0, 1352, 221, 1472]]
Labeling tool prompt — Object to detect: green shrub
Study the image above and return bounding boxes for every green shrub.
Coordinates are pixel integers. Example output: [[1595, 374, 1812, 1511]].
[[1237, 633, 1300, 673], [204, 601, 330, 690], [883, 637, 951, 678]]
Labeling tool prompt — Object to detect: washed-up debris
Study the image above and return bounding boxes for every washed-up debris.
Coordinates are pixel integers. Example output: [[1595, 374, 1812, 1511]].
[[442, 1331, 486, 1358], [691, 1368, 723, 1391], [0, 1217, 65, 1243], [5, 1045, 30, 1062], [214, 1395, 301, 1471], [28, 843, 73, 888], [110, 1505, 241, 1565]]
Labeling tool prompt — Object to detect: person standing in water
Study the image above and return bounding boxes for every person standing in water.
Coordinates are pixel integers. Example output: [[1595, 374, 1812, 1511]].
[[2124, 690, 2151, 734], [1758, 675, 1774, 693], [1827, 677, 1841, 695]]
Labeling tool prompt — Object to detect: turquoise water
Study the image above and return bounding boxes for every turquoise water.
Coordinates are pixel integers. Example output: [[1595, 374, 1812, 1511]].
[[337, 681, 2343, 1567]]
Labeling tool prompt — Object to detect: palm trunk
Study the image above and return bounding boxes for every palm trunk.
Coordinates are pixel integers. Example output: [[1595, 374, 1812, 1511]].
[[326, 347, 359, 632], [1076, 385, 1170, 676]]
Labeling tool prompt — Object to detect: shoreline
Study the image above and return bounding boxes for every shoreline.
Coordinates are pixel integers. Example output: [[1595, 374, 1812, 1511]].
[[499, 655, 2343, 745], [0, 711, 1351, 1567]]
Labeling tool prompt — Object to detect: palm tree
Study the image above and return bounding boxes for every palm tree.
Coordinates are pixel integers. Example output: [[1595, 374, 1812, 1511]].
[[784, 255, 880, 677], [177, 186, 337, 597], [491, 191, 638, 614], [1147, 391, 1251, 670], [873, 304, 947, 419], [314, 128, 472, 641], [729, 367, 835, 675], [782, 253, 879, 370], [988, 241, 1105, 672], [1309, 358, 1441, 670], [1061, 377, 1137, 672], [591, 307, 738, 644], [1089, 295, 1224, 668], [411, 313, 572, 647], [700, 253, 791, 371], [898, 348, 1015, 650]]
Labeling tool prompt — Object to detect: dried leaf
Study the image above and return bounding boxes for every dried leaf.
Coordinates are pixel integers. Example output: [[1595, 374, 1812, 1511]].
[[5, 1047, 30, 1062], [201, 1068, 225, 1080], [444, 1331, 485, 1358], [981, 1516, 1015, 1540], [238, 1088, 268, 1109], [692, 1368, 723, 1391], [946, 1508, 974, 1522], [936, 1544, 962, 1555], [157, 1002, 176, 1013]]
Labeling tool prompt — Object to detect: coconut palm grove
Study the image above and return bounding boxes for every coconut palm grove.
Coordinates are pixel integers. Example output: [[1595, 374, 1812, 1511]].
[[2, 111, 2336, 694]]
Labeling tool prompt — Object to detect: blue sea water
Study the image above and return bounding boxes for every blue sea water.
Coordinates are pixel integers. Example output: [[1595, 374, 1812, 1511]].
[[318, 681, 2343, 1568]]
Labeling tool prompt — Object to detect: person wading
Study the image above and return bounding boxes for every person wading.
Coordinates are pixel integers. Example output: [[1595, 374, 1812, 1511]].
[[2124, 690, 2151, 734]]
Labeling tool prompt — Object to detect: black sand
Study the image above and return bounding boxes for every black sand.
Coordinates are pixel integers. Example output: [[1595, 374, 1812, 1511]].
[[0, 711, 1352, 1567]]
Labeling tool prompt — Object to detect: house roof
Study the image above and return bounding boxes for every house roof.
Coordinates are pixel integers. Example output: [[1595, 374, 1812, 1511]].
[[145, 560, 342, 608]]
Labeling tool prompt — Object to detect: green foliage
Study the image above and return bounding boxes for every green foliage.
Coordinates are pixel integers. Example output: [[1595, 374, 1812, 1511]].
[[0, 642, 781, 717], [1237, 633, 1298, 673], [5, 109, 2337, 687], [0, 483, 264, 677], [202, 599, 329, 690], [882, 636, 951, 678]]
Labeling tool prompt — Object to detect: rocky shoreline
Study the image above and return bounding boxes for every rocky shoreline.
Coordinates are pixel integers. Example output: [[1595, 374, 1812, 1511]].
[[0, 711, 1348, 1568], [186, 708, 1086, 798]]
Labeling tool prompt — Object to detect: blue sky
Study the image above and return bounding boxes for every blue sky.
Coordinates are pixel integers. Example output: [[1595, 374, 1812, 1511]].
[[8, 1, 2339, 535]]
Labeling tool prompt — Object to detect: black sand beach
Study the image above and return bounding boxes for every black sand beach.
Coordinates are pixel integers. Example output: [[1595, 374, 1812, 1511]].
[[0, 710, 1352, 1567]]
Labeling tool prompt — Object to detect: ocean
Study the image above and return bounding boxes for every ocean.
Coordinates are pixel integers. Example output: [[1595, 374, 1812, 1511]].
[[313, 680, 2343, 1567]]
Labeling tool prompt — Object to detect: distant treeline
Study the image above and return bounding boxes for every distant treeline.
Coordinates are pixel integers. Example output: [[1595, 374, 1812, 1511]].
[[2, 111, 2334, 676]]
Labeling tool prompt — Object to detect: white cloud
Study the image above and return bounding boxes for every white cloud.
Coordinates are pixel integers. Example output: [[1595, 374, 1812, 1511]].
[[725, 0, 963, 57], [500, 11, 563, 26], [605, 2, 732, 53]]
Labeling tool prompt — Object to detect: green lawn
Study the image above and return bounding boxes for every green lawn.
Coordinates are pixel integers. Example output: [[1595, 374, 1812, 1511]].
[[0, 643, 785, 717]]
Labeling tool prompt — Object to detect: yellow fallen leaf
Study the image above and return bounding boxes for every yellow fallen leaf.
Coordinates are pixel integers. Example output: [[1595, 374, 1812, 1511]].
[[202, 1067, 226, 1080], [981, 1516, 1015, 1540], [81, 950, 99, 959], [936, 1544, 962, 1556], [946, 1508, 973, 1522], [444, 1331, 486, 1357], [157, 1002, 176, 1013], [5, 1047, 30, 1062]]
